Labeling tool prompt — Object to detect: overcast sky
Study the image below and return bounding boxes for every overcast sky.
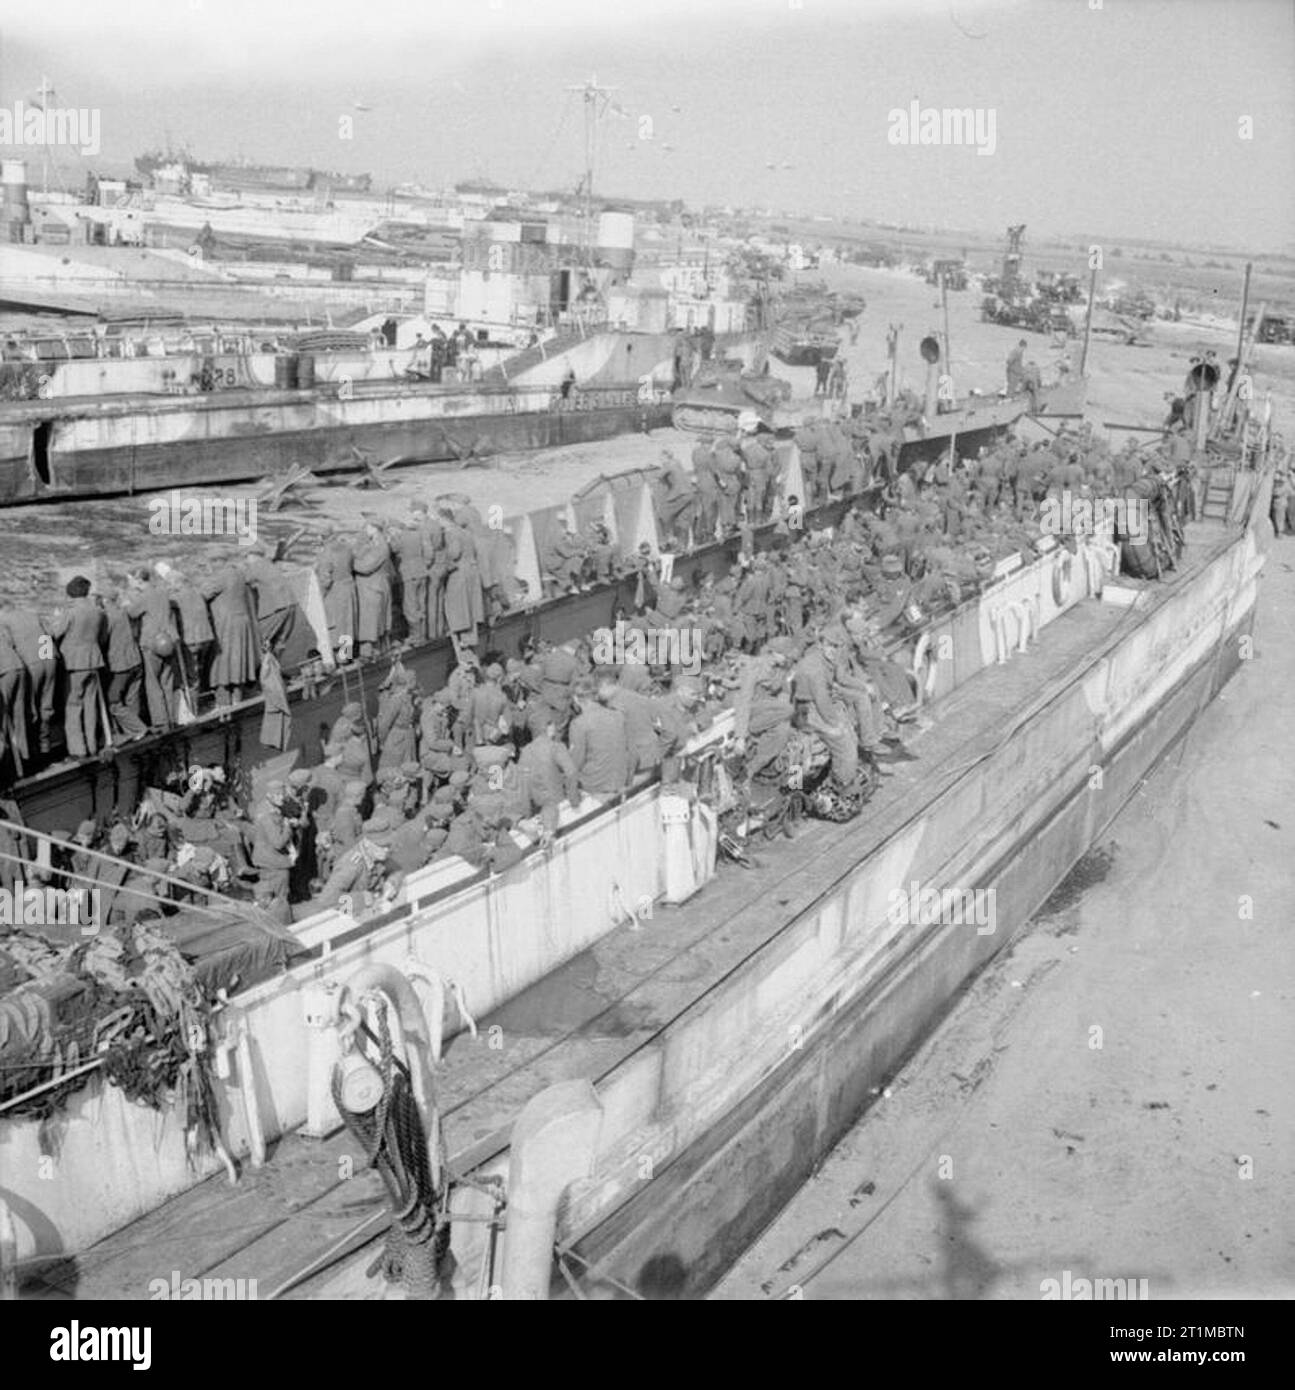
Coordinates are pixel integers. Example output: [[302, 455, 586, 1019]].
[[2, 0, 1291, 251]]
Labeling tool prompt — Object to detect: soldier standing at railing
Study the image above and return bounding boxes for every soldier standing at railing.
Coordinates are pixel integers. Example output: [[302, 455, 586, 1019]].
[[48, 576, 106, 758], [352, 520, 393, 661], [126, 567, 182, 733], [315, 524, 359, 664], [393, 508, 432, 644]]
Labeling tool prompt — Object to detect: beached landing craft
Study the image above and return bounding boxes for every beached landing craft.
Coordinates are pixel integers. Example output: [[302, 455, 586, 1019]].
[[0, 400, 1274, 1298], [0, 327, 679, 503]]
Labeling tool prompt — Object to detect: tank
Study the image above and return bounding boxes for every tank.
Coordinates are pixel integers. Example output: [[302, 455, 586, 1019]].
[[770, 324, 838, 367], [671, 361, 795, 434]]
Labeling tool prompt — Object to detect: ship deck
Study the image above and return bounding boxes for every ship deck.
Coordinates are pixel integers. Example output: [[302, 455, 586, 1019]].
[[27, 523, 1236, 1301], [0, 376, 563, 425]]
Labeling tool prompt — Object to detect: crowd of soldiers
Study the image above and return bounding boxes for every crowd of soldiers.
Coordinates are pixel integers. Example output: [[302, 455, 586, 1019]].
[[1, 388, 1180, 792], [0, 497, 534, 785], [0, 412, 1183, 933]]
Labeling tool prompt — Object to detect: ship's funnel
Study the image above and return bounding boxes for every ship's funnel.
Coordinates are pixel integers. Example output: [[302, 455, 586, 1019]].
[[1188, 360, 1221, 454], [921, 335, 941, 418], [2, 160, 30, 242]]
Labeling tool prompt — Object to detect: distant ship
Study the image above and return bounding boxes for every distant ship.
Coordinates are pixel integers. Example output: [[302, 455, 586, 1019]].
[[135, 148, 373, 194]]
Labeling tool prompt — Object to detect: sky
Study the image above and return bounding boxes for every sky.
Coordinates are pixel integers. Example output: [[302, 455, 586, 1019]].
[[1, 0, 1292, 251]]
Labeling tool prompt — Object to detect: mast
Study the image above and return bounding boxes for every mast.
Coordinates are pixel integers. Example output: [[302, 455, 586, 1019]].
[[1080, 262, 1098, 376], [565, 74, 616, 266], [37, 76, 55, 197], [1231, 261, 1252, 393]]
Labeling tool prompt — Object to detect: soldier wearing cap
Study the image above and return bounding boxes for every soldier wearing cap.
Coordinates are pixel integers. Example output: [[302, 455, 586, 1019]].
[[315, 524, 359, 662], [124, 566, 182, 734], [731, 650, 794, 777], [468, 662, 511, 747], [312, 837, 393, 917], [309, 751, 347, 837], [0, 603, 57, 758], [250, 780, 296, 909], [382, 805, 449, 874], [829, 621, 895, 759], [865, 553, 913, 631], [100, 580, 148, 744], [584, 522, 618, 587], [656, 453, 697, 549], [324, 778, 369, 867], [793, 628, 858, 786], [325, 701, 373, 783], [652, 674, 709, 760], [568, 678, 630, 802], [162, 565, 215, 699], [847, 614, 919, 718], [627, 542, 659, 612], [437, 804, 524, 873], [437, 507, 486, 650], [376, 669, 418, 770], [351, 520, 393, 661], [535, 641, 580, 736], [691, 438, 720, 540], [712, 434, 744, 532], [393, 505, 434, 644], [740, 430, 778, 523], [244, 541, 299, 658], [362, 795, 407, 843], [516, 707, 580, 835], [541, 514, 586, 596], [734, 557, 773, 653], [48, 576, 107, 759], [596, 672, 658, 775]]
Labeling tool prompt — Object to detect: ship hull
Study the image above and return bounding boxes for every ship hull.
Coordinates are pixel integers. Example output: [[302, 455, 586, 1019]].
[[0, 388, 672, 503], [567, 565, 1254, 1296], [0, 481, 1271, 1285], [0, 329, 680, 504], [896, 377, 1088, 470]]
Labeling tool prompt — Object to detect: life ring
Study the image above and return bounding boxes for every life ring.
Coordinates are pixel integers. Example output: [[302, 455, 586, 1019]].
[[1051, 551, 1074, 608], [912, 630, 938, 701]]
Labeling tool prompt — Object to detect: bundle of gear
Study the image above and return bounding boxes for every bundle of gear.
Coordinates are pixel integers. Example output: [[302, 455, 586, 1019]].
[[710, 728, 877, 867], [0, 921, 221, 1151]]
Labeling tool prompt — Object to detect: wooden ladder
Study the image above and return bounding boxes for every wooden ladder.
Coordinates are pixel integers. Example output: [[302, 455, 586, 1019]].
[[1202, 464, 1236, 523]]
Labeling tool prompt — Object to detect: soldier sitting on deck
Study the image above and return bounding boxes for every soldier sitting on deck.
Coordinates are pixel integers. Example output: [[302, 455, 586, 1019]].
[[541, 515, 587, 596]]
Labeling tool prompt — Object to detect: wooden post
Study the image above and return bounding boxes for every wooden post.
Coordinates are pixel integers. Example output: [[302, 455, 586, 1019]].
[[940, 273, 952, 380]]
